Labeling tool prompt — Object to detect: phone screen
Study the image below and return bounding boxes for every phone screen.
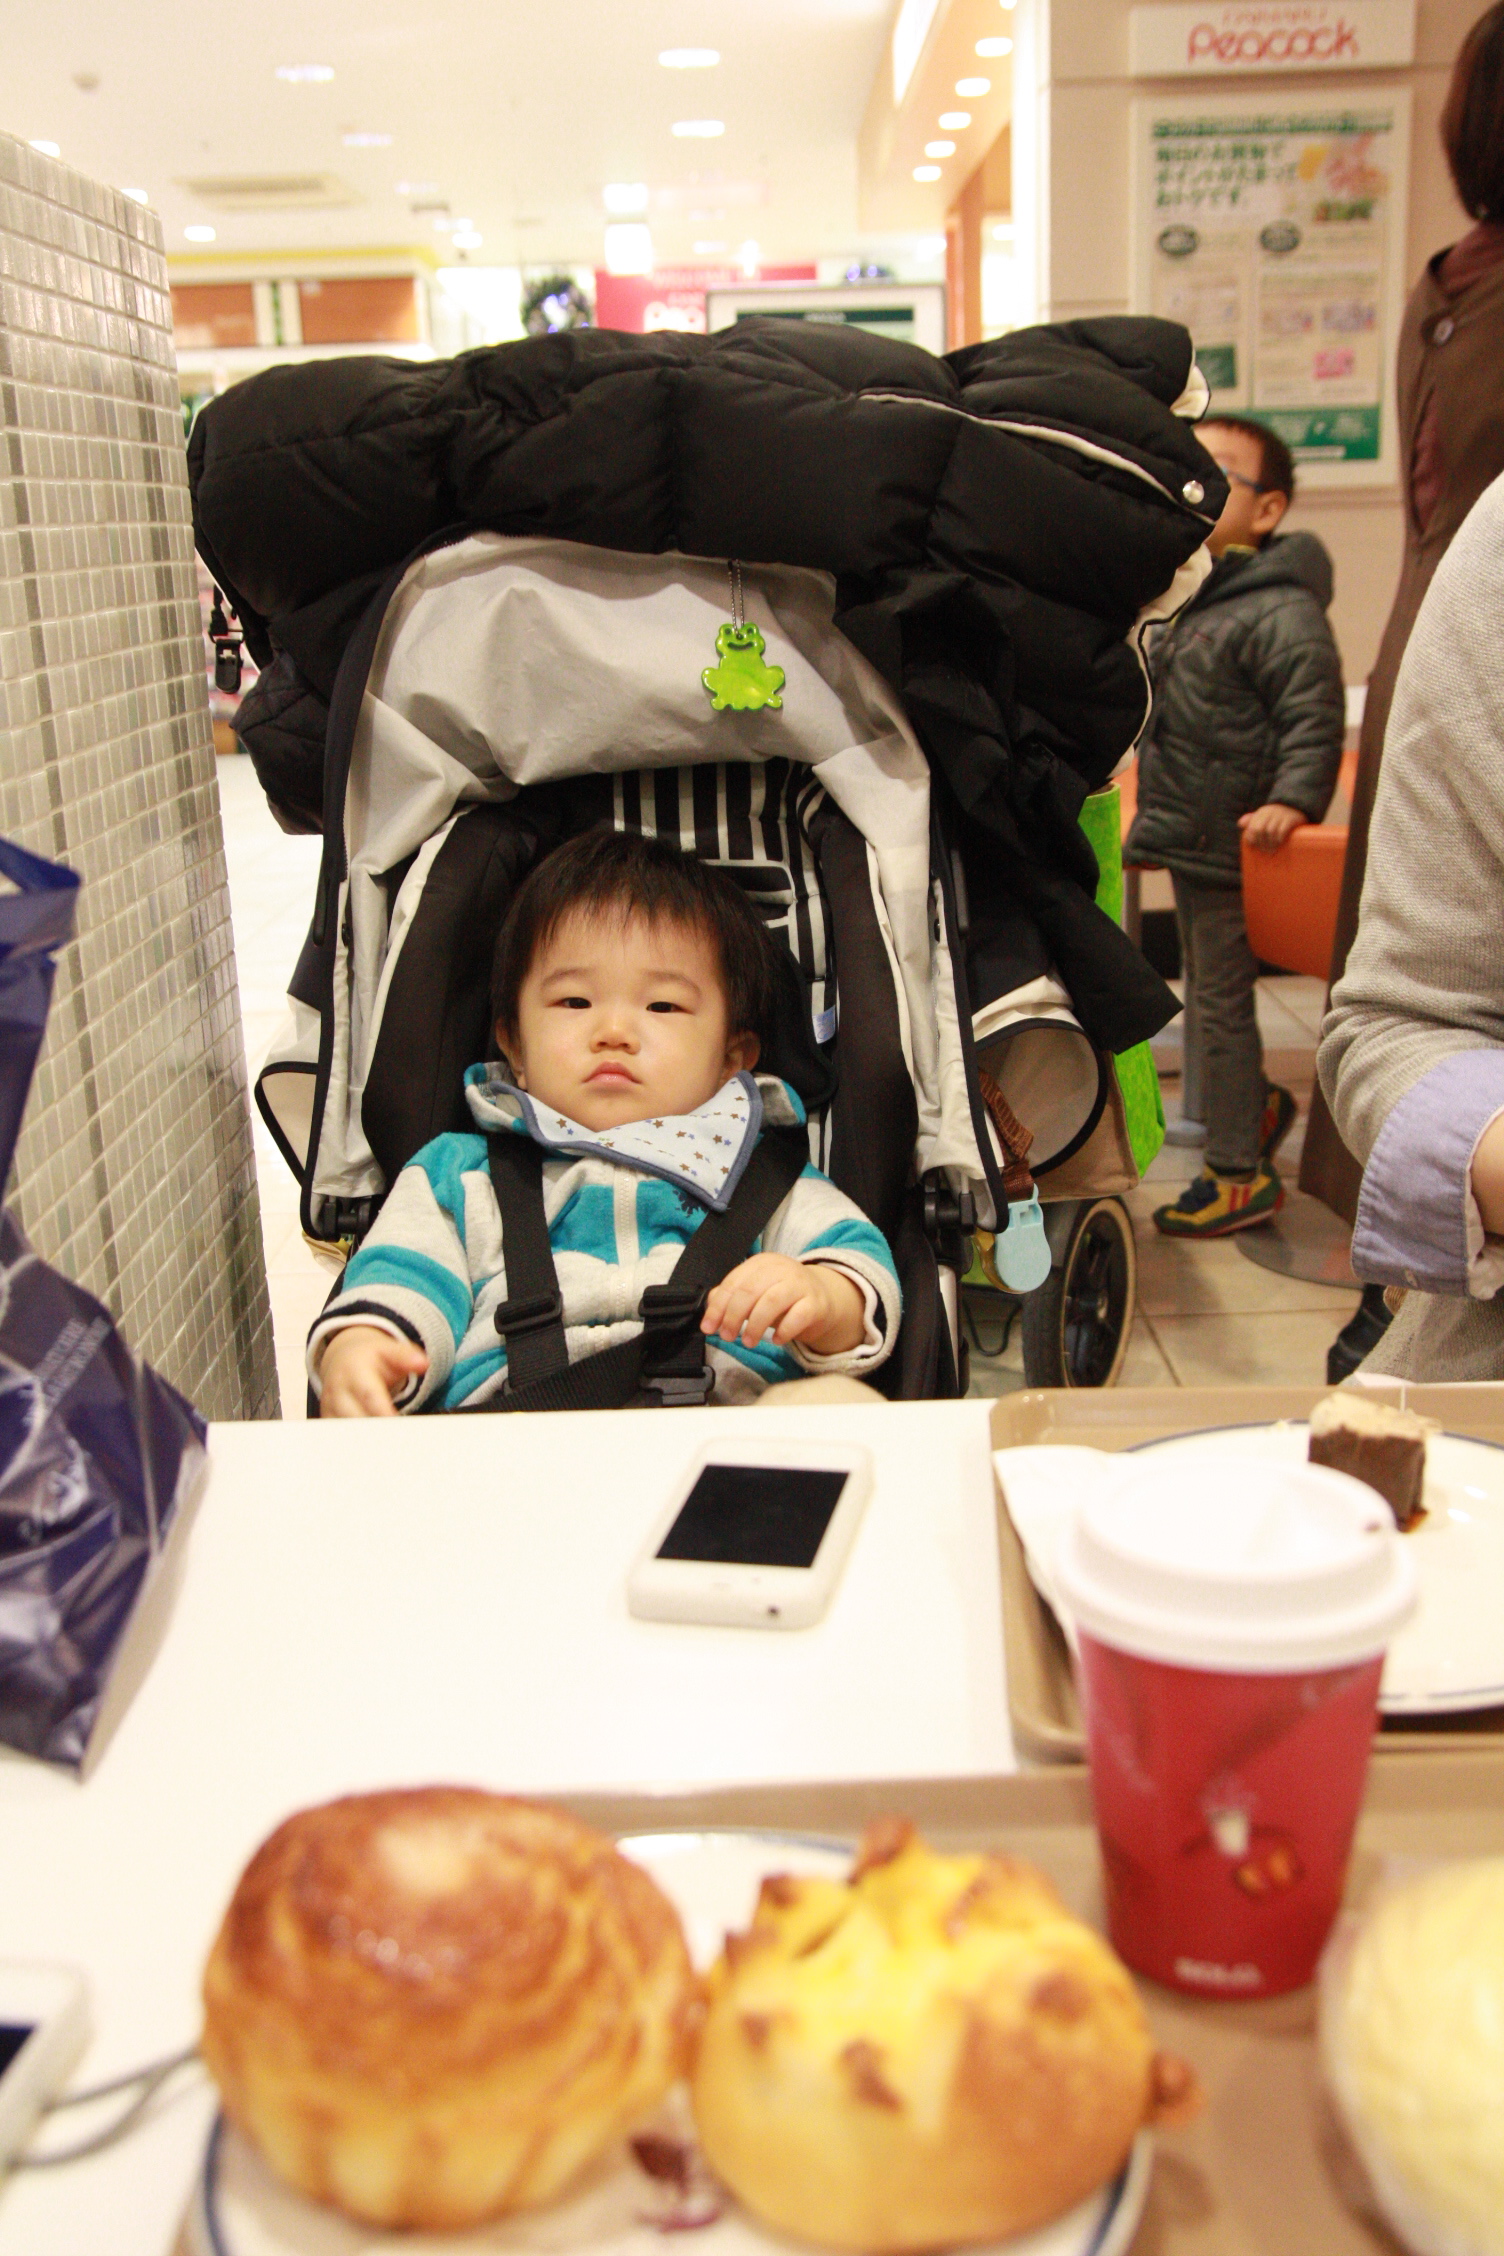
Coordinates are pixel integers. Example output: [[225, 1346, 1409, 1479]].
[[0, 2024, 33, 2076], [656, 1464, 848, 1569]]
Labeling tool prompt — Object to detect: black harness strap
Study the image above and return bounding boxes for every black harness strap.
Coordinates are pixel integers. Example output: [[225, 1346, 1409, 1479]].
[[486, 1131, 571, 1390], [484, 1127, 810, 1412]]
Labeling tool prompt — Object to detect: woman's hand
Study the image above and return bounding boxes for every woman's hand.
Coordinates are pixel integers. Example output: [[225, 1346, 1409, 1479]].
[[702, 1256, 867, 1356], [1471, 1113, 1504, 1239], [317, 1325, 428, 1417]]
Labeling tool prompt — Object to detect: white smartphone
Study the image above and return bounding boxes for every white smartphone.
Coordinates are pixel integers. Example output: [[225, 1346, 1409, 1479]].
[[0, 1961, 89, 2169], [627, 1437, 873, 1630]]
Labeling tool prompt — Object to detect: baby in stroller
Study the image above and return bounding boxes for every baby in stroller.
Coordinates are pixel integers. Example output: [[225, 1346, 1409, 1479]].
[[311, 829, 900, 1415]]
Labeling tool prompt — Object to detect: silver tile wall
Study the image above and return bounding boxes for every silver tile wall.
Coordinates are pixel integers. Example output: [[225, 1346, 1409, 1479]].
[[0, 136, 277, 1420]]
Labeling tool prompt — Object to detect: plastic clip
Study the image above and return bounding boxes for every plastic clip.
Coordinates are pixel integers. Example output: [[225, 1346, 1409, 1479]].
[[494, 1290, 564, 1340], [994, 1190, 1052, 1294]]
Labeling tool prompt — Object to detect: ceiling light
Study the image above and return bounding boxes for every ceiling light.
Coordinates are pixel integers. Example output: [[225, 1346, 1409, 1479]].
[[184, 225, 217, 242], [892, 0, 942, 104], [603, 182, 649, 215], [671, 119, 725, 138], [450, 229, 483, 252], [342, 132, 392, 148], [913, 165, 942, 182], [916, 232, 948, 258], [275, 63, 334, 82], [937, 111, 971, 130], [955, 76, 991, 96], [737, 239, 759, 276], [659, 48, 719, 67], [29, 140, 60, 158], [604, 222, 655, 275], [394, 179, 438, 196], [999, 0, 1017, 9], [924, 140, 956, 158], [122, 186, 150, 204], [693, 239, 726, 254], [976, 36, 1013, 56]]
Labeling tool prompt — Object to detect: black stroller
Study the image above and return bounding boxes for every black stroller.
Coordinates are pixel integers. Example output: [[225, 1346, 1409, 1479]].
[[191, 318, 1222, 1399]]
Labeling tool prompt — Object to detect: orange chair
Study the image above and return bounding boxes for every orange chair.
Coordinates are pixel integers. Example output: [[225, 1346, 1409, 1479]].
[[1118, 752, 1353, 981], [1241, 823, 1347, 979]]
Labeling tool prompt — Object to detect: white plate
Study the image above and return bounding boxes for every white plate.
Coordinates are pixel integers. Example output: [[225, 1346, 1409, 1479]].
[[1126, 1423, 1504, 1715], [186, 1831, 1153, 2256]]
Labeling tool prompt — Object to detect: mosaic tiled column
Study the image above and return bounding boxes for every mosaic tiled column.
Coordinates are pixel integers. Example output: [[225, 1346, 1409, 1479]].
[[0, 135, 276, 1420]]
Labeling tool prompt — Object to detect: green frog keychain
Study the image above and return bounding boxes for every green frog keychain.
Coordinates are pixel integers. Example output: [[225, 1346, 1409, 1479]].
[[702, 561, 785, 712]]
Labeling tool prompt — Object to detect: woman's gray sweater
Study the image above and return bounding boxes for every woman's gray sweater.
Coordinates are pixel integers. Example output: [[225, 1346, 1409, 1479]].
[[1318, 470, 1504, 1378]]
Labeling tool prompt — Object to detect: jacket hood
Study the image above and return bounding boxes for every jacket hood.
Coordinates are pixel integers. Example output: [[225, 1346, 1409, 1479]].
[[1194, 529, 1334, 611]]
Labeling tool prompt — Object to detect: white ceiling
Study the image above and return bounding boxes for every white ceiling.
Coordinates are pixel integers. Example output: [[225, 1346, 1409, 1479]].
[[0, 0, 902, 271]]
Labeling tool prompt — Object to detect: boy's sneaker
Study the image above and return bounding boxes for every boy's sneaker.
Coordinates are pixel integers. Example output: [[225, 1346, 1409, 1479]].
[[1259, 1083, 1298, 1163], [1153, 1162, 1284, 1238]]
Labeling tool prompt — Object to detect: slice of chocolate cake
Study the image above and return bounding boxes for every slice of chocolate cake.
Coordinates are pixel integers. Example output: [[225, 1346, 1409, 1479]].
[[1308, 1394, 1430, 1529]]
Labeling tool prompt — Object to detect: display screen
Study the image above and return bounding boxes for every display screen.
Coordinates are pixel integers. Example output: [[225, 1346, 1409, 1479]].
[[656, 1464, 848, 1568], [0, 2024, 34, 2077]]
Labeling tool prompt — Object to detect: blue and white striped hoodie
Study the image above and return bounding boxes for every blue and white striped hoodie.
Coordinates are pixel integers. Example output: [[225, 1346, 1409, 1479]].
[[308, 1069, 901, 1410]]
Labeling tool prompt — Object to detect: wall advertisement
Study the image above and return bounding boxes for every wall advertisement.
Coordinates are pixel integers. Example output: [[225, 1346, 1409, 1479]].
[[1132, 93, 1410, 485]]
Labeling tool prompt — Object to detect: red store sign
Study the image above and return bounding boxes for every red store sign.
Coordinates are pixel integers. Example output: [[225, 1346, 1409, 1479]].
[[594, 265, 818, 336], [1130, 1, 1415, 74]]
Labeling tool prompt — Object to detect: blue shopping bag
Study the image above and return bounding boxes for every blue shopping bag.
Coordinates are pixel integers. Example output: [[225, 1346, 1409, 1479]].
[[0, 839, 206, 1769]]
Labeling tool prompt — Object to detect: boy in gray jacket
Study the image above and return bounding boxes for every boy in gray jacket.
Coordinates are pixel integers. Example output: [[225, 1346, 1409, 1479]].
[[1126, 417, 1345, 1237]]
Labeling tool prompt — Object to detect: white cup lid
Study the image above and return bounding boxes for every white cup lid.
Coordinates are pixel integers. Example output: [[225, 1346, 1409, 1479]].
[[1053, 1454, 1417, 1674]]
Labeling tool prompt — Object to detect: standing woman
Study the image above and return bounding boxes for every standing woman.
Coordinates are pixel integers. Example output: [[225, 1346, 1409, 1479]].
[[1302, 4, 1504, 1287]]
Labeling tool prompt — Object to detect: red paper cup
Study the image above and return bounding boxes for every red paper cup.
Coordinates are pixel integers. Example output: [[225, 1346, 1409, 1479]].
[[1055, 1456, 1416, 2000]]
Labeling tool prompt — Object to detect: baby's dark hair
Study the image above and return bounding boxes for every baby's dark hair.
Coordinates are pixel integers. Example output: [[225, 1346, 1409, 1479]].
[[491, 827, 779, 1044], [1203, 415, 1297, 503]]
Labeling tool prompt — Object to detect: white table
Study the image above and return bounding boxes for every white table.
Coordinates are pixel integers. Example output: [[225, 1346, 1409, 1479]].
[[0, 1399, 1008, 2256]]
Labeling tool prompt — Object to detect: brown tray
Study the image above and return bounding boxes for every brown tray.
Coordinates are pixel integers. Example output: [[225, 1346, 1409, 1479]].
[[990, 1386, 1504, 1763], [564, 1750, 1504, 2255]]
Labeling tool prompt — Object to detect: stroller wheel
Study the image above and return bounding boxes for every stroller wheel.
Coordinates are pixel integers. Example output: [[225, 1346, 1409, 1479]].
[[1021, 1197, 1136, 1389]]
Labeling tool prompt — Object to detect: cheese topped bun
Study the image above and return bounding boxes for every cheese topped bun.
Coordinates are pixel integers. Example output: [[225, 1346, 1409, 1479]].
[[692, 1819, 1194, 2251], [202, 1788, 697, 2231]]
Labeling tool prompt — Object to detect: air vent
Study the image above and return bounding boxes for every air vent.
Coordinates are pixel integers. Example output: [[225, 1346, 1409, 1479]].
[[178, 174, 359, 211]]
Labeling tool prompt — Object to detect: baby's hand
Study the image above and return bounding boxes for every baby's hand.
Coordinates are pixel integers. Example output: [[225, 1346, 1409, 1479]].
[[317, 1324, 428, 1417], [1238, 801, 1305, 852], [702, 1256, 866, 1356]]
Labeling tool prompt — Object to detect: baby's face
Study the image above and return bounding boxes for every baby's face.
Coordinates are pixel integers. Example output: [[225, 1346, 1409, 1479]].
[[502, 909, 759, 1131]]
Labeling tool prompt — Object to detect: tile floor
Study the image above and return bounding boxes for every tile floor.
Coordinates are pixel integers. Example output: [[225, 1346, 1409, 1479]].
[[214, 752, 1360, 1415]]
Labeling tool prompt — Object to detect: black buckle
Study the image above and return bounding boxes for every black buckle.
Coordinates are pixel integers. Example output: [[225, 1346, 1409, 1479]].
[[637, 1282, 713, 1406], [638, 1283, 709, 1330], [494, 1289, 564, 1339], [641, 1369, 716, 1406]]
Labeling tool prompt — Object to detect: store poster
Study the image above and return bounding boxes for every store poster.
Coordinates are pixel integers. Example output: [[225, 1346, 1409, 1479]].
[[1132, 93, 1410, 485]]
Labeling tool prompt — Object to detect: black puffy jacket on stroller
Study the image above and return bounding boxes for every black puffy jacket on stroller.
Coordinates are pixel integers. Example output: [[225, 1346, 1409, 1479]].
[[190, 316, 1222, 1401]]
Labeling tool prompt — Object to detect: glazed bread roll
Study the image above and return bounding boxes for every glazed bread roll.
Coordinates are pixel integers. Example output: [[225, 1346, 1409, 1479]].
[[692, 1820, 1193, 2251], [1321, 1859, 1504, 2256], [202, 1788, 697, 2230]]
